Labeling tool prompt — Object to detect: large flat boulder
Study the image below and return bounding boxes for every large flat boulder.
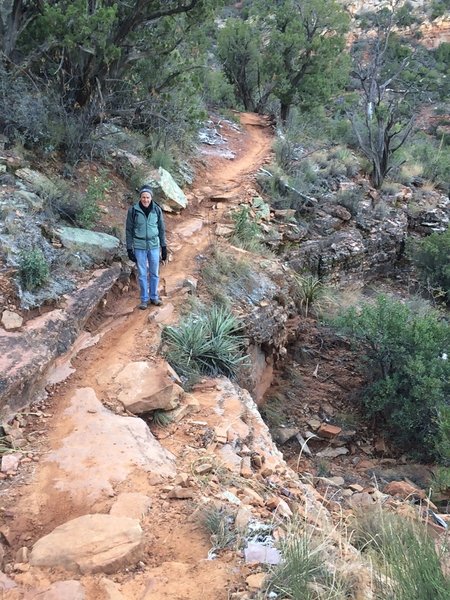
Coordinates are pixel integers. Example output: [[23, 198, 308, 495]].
[[115, 361, 183, 414], [44, 388, 176, 504], [55, 227, 120, 263], [30, 514, 143, 574], [0, 266, 121, 418], [143, 167, 187, 213], [15, 168, 53, 203]]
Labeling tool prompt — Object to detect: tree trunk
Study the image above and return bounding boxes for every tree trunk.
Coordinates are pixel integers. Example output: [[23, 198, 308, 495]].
[[1, 0, 23, 58], [370, 160, 383, 189], [280, 102, 290, 124]]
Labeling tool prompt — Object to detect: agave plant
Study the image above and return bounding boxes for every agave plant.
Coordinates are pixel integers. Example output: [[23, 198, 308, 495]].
[[292, 273, 333, 317], [162, 305, 247, 380]]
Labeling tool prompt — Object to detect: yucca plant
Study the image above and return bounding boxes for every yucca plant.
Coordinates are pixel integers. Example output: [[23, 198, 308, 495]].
[[151, 409, 173, 428], [291, 273, 332, 317], [201, 506, 236, 551], [352, 509, 450, 600], [268, 522, 349, 599], [270, 534, 323, 599], [162, 305, 247, 381], [378, 522, 450, 600], [231, 206, 262, 251]]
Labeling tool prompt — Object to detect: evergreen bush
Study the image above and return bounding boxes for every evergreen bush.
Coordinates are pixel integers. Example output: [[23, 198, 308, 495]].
[[231, 206, 262, 251], [19, 249, 50, 290], [411, 227, 450, 302], [77, 176, 112, 229], [331, 295, 450, 462]]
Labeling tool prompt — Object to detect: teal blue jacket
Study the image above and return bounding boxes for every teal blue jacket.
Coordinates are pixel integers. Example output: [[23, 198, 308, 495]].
[[125, 201, 166, 251]]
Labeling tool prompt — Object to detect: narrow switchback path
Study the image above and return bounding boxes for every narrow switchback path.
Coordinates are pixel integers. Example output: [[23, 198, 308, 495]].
[[1, 114, 273, 600]]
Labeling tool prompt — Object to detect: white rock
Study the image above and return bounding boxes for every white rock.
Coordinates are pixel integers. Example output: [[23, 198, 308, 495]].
[[244, 542, 282, 565], [0, 572, 17, 591], [1, 310, 23, 330], [1, 453, 20, 473]]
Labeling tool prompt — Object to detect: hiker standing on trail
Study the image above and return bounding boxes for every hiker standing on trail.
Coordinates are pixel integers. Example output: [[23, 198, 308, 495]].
[[125, 185, 167, 310]]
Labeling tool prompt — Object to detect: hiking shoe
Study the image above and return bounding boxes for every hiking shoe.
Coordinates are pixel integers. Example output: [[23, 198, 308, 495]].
[[150, 298, 163, 306], [138, 302, 148, 310]]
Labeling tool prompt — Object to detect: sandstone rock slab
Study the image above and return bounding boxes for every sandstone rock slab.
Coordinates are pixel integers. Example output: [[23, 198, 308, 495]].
[[98, 578, 126, 600], [115, 361, 183, 414], [384, 480, 426, 500], [0, 266, 121, 419], [30, 514, 143, 574], [44, 388, 176, 504], [30, 580, 85, 599], [109, 493, 152, 520]]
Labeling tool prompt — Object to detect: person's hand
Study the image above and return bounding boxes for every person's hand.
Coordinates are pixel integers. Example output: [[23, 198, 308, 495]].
[[161, 246, 167, 262], [127, 248, 137, 263]]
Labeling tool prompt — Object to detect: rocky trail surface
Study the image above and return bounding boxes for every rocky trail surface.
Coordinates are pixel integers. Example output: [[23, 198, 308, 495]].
[[0, 114, 279, 599], [1, 110, 449, 599]]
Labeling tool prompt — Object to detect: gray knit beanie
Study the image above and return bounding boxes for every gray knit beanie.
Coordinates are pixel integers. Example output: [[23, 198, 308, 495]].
[[139, 185, 153, 196]]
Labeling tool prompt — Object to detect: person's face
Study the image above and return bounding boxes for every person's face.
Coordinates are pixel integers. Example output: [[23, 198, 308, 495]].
[[140, 192, 152, 207]]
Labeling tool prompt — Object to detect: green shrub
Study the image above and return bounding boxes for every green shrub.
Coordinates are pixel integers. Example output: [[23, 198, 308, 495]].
[[291, 274, 332, 317], [431, 0, 450, 19], [260, 395, 288, 430], [274, 138, 297, 173], [51, 104, 99, 165], [411, 227, 450, 302], [37, 179, 82, 224], [334, 188, 363, 216], [162, 305, 247, 382], [395, 2, 418, 27], [151, 409, 172, 428], [329, 115, 358, 146], [0, 65, 52, 149], [19, 249, 50, 290], [202, 70, 236, 108], [292, 159, 318, 189], [331, 295, 450, 462], [268, 522, 350, 599], [269, 535, 323, 599], [202, 246, 253, 308], [77, 175, 112, 229], [410, 135, 450, 191], [231, 205, 262, 251], [0, 436, 13, 455], [148, 148, 175, 171], [201, 506, 236, 550], [432, 465, 450, 496], [353, 509, 450, 599]]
